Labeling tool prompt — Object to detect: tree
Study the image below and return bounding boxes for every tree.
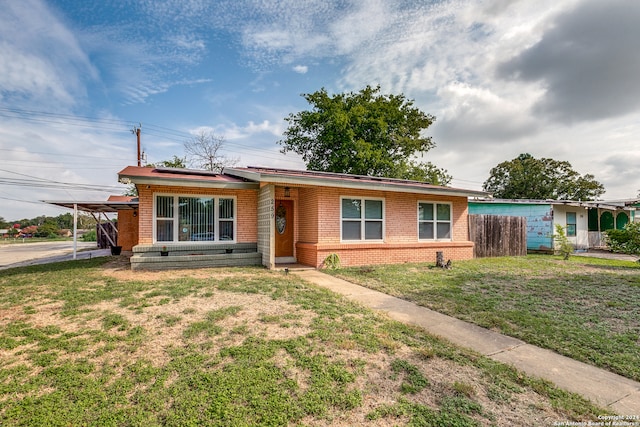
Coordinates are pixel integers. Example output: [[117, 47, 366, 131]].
[[397, 161, 452, 186], [153, 155, 187, 169], [123, 156, 187, 196], [34, 220, 58, 238], [55, 213, 74, 230], [483, 153, 605, 200], [184, 131, 238, 172], [279, 85, 450, 184]]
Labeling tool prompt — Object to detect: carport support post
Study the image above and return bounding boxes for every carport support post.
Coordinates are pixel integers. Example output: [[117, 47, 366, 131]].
[[73, 203, 78, 260]]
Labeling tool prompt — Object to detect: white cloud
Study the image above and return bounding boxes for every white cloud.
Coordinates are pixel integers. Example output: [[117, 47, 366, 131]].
[[0, 0, 97, 109], [292, 65, 308, 74], [191, 120, 283, 141]]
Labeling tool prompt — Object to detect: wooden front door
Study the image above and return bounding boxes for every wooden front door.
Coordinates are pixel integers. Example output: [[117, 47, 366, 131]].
[[275, 200, 294, 257]]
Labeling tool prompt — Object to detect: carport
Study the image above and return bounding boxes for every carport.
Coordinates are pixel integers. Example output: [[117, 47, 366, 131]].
[[43, 197, 139, 259]]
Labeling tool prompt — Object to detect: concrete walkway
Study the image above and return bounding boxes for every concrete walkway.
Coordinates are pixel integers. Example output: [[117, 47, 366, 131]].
[[293, 269, 640, 415]]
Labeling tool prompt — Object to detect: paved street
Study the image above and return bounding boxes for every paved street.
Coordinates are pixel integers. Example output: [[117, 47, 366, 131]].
[[0, 241, 108, 270]]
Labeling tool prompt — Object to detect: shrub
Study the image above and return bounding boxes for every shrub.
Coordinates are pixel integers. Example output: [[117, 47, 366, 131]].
[[82, 230, 97, 242], [554, 224, 573, 260], [605, 222, 640, 255], [323, 253, 341, 270]]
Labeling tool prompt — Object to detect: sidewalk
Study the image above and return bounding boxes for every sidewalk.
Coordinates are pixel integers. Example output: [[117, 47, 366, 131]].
[[293, 269, 640, 415]]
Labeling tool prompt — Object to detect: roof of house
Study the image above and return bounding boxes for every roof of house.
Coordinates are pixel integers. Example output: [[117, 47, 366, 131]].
[[469, 198, 632, 211], [118, 166, 259, 189], [224, 166, 488, 197], [117, 165, 488, 197]]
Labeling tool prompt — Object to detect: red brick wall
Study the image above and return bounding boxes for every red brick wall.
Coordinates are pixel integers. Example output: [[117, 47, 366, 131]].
[[136, 185, 257, 245], [293, 184, 473, 268], [297, 187, 318, 242], [116, 210, 138, 250]]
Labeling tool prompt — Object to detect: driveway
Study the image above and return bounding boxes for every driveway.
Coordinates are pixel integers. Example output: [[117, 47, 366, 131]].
[[574, 249, 639, 262], [0, 241, 109, 270]]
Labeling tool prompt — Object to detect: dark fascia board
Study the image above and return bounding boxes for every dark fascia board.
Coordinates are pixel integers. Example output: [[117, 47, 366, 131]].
[[224, 168, 488, 198]]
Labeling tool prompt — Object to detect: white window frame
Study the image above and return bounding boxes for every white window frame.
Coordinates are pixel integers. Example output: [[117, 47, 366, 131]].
[[418, 201, 453, 241], [153, 193, 237, 244], [340, 196, 385, 242]]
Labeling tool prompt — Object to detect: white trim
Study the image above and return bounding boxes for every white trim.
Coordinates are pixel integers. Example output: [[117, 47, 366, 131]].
[[153, 193, 237, 244], [340, 196, 385, 243], [418, 201, 453, 241]]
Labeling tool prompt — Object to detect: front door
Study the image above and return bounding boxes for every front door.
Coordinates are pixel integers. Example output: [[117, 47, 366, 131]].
[[274, 200, 294, 258]]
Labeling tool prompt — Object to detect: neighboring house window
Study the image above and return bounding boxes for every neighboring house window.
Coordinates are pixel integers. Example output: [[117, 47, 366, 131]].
[[418, 202, 452, 240], [155, 194, 235, 243], [566, 212, 577, 237], [341, 197, 384, 241]]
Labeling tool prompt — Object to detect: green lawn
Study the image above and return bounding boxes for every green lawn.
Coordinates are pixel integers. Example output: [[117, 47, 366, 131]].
[[331, 255, 640, 383], [0, 258, 609, 426]]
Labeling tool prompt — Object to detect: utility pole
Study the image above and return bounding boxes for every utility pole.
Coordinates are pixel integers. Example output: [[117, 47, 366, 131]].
[[132, 124, 142, 166]]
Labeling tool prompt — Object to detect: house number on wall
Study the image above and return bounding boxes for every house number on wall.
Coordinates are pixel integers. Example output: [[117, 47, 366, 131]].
[[276, 204, 286, 234]]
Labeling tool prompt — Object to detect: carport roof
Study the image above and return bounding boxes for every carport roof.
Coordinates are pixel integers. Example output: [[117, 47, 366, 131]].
[[43, 197, 138, 213]]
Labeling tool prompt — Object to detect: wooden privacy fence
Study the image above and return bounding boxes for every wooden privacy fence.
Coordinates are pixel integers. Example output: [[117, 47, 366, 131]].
[[97, 221, 118, 249], [469, 214, 527, 258]]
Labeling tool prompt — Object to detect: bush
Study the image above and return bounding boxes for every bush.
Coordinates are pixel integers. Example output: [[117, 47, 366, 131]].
[[323, 253, 341, 270], [605, 222, 640, 255], [554, 224, 573, 260], [82, 230, 97, 242]]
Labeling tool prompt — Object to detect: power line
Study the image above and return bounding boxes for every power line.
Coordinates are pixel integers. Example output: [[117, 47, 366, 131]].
[[0, 169, 124, 192], [0, 195, 49, 206], [0, 147, 132, 162], [1, 160, 126, 170], [0, 107, 303, 167], [0, 107, 134, 130]]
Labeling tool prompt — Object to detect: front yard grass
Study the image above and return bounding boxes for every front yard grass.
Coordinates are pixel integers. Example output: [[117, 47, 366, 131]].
[[331, 255, 640, 383], [0, 257, 610, 426]]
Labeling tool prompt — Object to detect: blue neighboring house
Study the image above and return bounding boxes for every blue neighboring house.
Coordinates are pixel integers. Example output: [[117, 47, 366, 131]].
[[468, 199, 637, 252]]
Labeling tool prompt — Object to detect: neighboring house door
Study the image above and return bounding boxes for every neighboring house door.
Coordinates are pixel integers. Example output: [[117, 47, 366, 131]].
[[275, 200, 294, 259], [616, 212, 629, 229], [600, 211, 614, 231]]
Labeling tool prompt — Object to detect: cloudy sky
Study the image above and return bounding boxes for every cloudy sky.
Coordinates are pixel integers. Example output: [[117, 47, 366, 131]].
[[1, 0, 639, 221]]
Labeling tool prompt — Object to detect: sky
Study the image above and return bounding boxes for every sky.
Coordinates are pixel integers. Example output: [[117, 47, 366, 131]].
[[1, 0, 639, 221]]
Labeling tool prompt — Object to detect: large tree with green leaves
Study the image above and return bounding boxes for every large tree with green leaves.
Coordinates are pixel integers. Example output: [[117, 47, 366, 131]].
[[483, 153, 605, 200], [279, 85, 451, 185]]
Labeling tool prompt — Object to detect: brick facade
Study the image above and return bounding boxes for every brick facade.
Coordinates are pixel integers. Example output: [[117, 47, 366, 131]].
[[293, 185, 473, 268], [116, 210, 138, 251], [136, 184, 257, 245], [123, 166, 478, 270]]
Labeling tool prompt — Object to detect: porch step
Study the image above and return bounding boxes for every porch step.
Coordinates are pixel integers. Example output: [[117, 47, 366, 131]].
[[130, 242, 261, 270]]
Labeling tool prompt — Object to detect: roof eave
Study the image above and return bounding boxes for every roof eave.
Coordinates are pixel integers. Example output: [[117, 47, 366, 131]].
[[223, 168, 487, 198], [43, 200, 139, 213], [118, 174, 259, 190]]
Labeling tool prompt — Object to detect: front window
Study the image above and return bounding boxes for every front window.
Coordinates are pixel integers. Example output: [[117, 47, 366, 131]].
[[418, 202, 451, 240], [566, 212, 577, 237], [341, 197, 384, 241], [155, 194, 235, 243]]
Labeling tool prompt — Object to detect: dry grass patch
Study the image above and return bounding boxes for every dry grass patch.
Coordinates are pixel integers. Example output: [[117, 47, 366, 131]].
[[0, 258, 610, 426]]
